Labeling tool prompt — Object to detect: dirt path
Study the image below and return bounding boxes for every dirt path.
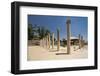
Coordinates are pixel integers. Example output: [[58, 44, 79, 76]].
[[27, 45, 88, 61]]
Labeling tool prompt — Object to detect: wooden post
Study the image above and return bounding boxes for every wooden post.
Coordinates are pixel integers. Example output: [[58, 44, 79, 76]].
[[66, 17, 71, 54], [52, 33, 54, 49], [57, 29, 60, 51]]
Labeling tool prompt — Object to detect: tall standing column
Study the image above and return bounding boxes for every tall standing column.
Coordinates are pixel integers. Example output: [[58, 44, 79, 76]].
[[52, 33, 54, 49], [46, 35, 48, 49], [57, 29, 60, 51], [81, 36, 83, 48], [66, 17, 71, 54], [44, 37, 46, 48], [79, 34, 81, 49], [48, 33, 50, 49], [42, 38, 44, 47]]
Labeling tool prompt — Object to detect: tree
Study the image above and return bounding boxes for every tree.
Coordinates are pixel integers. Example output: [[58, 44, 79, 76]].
[[28, 24, 51, 40], [38, 26, 50, 39], [28, 24, 33, 40]]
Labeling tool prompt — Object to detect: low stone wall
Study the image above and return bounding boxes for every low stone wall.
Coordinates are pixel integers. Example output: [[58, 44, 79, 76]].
[[28, 40, 40, 46], [28, 39, 47, 47]]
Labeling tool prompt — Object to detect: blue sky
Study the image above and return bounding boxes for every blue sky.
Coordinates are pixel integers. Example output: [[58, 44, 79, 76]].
[[28, 15, 88, 41]]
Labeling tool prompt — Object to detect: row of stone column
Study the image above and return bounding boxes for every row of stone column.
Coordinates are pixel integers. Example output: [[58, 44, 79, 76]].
[[40, 31, 60, 51], [40, 17, 84, 54], [40, 32, 84, 53]]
